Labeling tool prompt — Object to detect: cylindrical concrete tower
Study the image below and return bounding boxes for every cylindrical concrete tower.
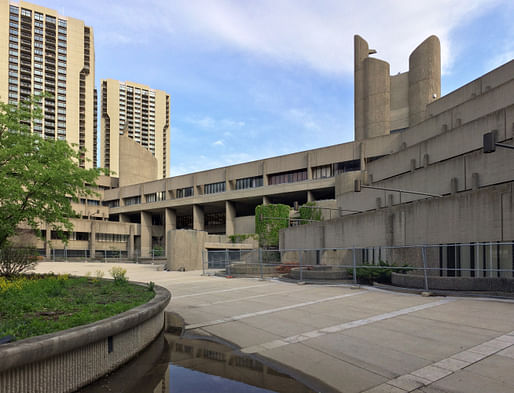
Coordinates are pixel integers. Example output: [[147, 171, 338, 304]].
[[364, 57, 390, 139], [408, 35, 441, 127]]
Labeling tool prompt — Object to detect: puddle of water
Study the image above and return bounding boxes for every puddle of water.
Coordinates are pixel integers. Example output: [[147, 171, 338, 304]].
[[77, 333, 322, 393]]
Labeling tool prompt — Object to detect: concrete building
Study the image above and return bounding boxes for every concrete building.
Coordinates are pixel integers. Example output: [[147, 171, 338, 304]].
[[101, 79, 170, 181], [0, 0, 97, 168], [281, 38, 514, 278], [8, 32, 514, 275]]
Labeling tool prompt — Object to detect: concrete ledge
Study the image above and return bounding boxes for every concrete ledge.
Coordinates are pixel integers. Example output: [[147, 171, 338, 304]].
[[392, 272, 514, 292], [288, 266, 351, 280], [0, 284, 171, 393]]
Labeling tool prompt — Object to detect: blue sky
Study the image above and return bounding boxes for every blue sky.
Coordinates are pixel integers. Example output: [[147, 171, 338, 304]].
[[32, 0, 514, 175]]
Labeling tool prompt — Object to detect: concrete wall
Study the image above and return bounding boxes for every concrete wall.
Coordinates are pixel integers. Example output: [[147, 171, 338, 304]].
[[282, 182, 514, 250], [0, 285, 170, 393], [119, 132, 158, 187]]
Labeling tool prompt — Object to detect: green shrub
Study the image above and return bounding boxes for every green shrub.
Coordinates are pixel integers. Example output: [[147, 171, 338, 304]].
[[109, 266, 128, 284], [0, 247, 39, 277], [349, 261, 412, 284]]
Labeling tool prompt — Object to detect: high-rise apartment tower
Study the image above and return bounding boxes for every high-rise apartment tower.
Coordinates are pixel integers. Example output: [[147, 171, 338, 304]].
[[101, 79, 170, 179], [0, 0, 97, 168]]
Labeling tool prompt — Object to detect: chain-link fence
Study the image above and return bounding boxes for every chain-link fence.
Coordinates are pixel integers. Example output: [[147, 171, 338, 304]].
[[203, 242, 514, 292]]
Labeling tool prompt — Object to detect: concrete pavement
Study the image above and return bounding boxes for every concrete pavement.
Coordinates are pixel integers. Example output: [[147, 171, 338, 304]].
[[35, 262, 514, 393]]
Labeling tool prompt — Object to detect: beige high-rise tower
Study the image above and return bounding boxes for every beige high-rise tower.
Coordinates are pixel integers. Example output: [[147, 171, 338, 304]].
[[0, 0, 97, 168], [101, 79, 170, 179]]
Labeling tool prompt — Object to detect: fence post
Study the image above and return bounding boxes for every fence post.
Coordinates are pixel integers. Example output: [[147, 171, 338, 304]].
[[422, 246, 429, 292], [352, 247, 357, 284], [225, 249, 230, 276], [299, 250, 303, 282], [259, 248, 263, 280]]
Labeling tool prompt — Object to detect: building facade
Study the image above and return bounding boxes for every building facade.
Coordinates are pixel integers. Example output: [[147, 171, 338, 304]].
[[0, 0, 97, 168], [101, 79, 170, 180]]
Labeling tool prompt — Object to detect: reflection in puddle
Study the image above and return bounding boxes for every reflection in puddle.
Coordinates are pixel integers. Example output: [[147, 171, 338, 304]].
[[78, 333, 321, 393]]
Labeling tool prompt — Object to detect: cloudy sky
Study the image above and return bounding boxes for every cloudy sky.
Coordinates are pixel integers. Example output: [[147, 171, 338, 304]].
[[34, 0, 514, 175]]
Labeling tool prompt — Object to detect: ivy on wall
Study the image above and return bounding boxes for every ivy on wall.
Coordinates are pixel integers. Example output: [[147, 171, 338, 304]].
[[255, 204, 290, 247], [298, 202, 323, 224]]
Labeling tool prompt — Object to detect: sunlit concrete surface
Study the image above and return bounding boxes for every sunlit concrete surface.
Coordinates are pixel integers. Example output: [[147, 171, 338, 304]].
[[36, 262, 514, 393]]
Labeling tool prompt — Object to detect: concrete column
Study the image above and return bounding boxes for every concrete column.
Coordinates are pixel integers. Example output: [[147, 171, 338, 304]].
[[307, 191, 315, 203], [262, 161, 268, 186], [165, 208, 176, 257], [263, 196, 271, 205], [141, 211, 153, 258], [307, 152, 312, 180], [193, 205, 204, 231], [120, 214, 130, 223], [354, 35, 369, 142], [89, 221, 97, 259], [128, 225, 135, 259], [226, 201, 236, 236], [45, 229, 51, 259]]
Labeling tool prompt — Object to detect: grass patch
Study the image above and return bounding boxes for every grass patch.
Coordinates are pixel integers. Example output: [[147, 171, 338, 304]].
[[0, 274, 155, 341]]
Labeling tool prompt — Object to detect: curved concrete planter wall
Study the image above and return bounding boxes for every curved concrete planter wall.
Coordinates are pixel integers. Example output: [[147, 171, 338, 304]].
[[392, 273, 514, 292], [0, 284, 171, 393]]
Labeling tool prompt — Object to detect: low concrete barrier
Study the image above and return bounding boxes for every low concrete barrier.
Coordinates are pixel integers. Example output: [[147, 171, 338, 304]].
[[392, 272, 514, 292], [287, 266, 351, 280], [0, 284, 171, 393]]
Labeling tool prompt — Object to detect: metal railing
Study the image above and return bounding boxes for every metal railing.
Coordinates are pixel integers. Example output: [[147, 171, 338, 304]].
[[202, 242, 514, 292]]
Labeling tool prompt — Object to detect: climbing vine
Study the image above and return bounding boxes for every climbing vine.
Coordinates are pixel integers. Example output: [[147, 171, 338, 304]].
[[255, 204, 290, 247]]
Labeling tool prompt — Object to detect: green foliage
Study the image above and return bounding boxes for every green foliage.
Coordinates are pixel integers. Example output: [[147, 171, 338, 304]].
[[0, 95, 108, 248], [298, 202, 323, 224], [228, 233, 258, 243], [255, 204, 290, 247], [350, 261, 412, 284], [152, 245, 164, 256], [109, 266, 128, 284], [0, 247, 39, 277], [0, 274, 154, 340], [148, 281, 155, 291]]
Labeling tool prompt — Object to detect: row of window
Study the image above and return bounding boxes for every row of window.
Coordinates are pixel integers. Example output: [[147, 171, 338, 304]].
[[145, 192, 166, 203], [96, 233, 129, 243], [204, 181, 225, 194]]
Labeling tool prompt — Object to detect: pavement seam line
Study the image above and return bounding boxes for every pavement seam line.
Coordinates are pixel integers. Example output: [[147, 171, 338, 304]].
[[173, 283, 275, 299], [195, 288, 306, 307], [241, 299, 454, 354], [185, 291, 367, 330], [366, 330, 514, 393]]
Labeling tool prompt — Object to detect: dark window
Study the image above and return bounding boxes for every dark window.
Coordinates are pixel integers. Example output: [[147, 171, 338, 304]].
[[268, 169, 307, 185], [236, 176, 263, 190]]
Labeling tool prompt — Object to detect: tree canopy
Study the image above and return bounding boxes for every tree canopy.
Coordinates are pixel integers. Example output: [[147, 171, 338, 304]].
[[0, 96, 106, 248]]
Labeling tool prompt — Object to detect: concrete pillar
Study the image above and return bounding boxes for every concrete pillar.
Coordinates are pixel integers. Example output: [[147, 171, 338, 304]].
[[262, 161, 268, 186], [408, 36, 441, 127], [226, 201, 236, 236], [89, 221, 97, 259], [128, 225, 134, 259], [120, 214, 130, 223], [165, 208, 176, 257], [360, 142, 366, 172], [354, 35, 369, 142], [141, 211, 152, 258], [307, 191, 315, 203], [193, 205, 204, 231], [45, 229, 51, 258], [262, 196, 270, 205]]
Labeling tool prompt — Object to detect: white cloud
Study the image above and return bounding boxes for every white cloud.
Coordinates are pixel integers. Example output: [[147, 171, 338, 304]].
[[59, 0, 507, 76], [213, 140, 224, 146], [183, 116, 245, 131]]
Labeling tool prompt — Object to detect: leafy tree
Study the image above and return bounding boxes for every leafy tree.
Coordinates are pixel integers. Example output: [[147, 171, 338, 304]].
[[0, 95, 106, 249]]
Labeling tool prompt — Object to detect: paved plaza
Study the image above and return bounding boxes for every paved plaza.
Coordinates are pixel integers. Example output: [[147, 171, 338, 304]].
[[36, 262, 514, 393]]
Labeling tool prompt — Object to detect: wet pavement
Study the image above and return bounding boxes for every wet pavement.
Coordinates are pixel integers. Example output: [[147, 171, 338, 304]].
[[37, 262, 514, 393]]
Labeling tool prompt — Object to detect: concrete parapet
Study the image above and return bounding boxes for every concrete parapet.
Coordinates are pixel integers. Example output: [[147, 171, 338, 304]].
[[0, 285, 171, 393]]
